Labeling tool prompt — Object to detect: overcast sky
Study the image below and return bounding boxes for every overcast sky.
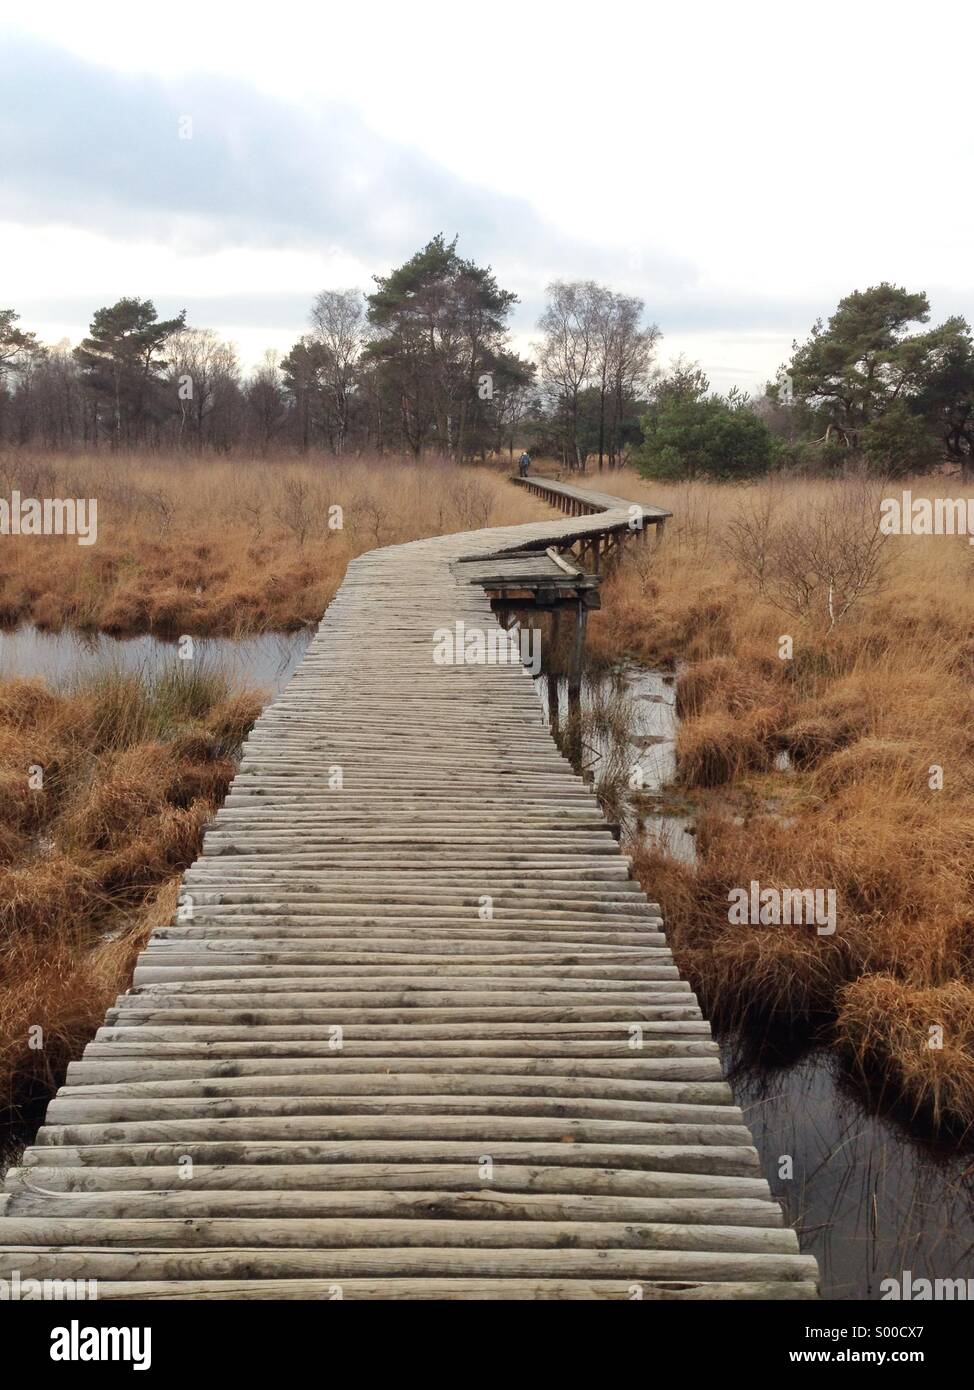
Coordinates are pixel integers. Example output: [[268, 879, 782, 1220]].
[[3, 1, 972, 392]]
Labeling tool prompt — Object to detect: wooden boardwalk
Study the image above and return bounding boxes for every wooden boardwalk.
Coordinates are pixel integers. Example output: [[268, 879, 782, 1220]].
[[512, 473, 672, 531], [0, 483, 818, 1300]]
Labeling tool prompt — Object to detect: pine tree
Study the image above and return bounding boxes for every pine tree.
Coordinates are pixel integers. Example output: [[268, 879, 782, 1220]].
[[74, 298, 185, 446]]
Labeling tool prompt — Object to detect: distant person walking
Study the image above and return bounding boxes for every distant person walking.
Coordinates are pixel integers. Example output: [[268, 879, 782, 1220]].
[[518, 450, 531, 478]]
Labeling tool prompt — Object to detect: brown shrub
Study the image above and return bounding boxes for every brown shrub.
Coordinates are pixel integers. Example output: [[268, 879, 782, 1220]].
[[0, 663, 263, 1116], [837, 976, 974, 1132], [100, 586, 152, 635], [0, 897, 164, 1107], [0, 591, 29, 627], [0, 858, 101, 940], [63, 744, 176, 851], [206, 693, 266, 752], [780, 680, 873, 767], [145, 587, 202, 634], [675, 709, 780, 787], [94, 802, 212, 896], [810, 738, 928, 797], [0, 822, 30, 866], [166, 759, 234, 807], [628, 841, 861, 1024], [0, 678, 62, 729], [675, 657, 753, 719], [781, 713, 861, 767]]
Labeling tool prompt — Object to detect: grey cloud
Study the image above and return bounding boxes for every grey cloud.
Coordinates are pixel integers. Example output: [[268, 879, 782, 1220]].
[[17, 293, 318, 333], [1, 33, 689, 291]]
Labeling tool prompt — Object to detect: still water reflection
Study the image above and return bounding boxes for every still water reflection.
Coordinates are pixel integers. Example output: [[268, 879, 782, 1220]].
[[725, 1040, 974, 1300], [0, 626, 313, 694]]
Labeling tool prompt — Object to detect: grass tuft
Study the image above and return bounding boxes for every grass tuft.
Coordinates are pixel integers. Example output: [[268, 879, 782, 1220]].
[[0, 663, 262, 1117]]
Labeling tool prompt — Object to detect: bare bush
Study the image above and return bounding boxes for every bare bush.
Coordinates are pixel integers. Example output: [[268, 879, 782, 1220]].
[[0, 457, 57, 497], [729, 479, 890, 630], [273, 477, 315, 547], [447, 475, 494, 530], [726, 488, 779, 590], [345, 491, 392, 548], [142, 489, 176, 535]]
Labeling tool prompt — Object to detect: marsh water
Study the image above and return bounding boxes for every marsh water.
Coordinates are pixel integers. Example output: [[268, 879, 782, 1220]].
[[533, 662, 698, 864], [2, 624, 973, 1298], [0, 625, 313, 694], [729, 1042, 974, 1299]]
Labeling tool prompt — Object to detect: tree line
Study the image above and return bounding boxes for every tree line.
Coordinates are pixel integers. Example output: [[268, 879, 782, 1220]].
[[636, 283, 974, 481], [0, 235, 659, 467], [5, 255, 969, 478]]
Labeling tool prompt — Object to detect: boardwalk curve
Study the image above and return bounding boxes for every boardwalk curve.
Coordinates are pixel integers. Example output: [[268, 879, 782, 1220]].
[[0, 482, 818, 1300]]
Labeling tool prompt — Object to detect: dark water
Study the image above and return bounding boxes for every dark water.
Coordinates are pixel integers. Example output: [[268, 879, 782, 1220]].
[[726, 1043, 974, 1300]]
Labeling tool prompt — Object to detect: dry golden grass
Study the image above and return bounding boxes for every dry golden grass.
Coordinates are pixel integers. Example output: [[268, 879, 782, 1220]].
[[0, 665, 263, 1115], [0, 452, 550, 637], [0, 882, 179, 1103], [587, 470, 974, 1131]]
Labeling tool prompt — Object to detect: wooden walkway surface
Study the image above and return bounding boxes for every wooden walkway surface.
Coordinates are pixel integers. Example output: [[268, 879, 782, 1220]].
[[0, 484, 818, 1300], [512, 473, 673, 526]]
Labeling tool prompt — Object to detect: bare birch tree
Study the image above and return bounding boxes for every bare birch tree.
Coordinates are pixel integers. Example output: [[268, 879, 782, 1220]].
[[310, 289, 365, 454], [537, 281, 600, 470]]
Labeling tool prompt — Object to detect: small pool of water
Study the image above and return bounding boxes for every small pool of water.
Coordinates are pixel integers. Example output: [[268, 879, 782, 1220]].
[[532, 662, 698, 864], [724, 1038, 974, 1300], [0, 626, 314, 695]]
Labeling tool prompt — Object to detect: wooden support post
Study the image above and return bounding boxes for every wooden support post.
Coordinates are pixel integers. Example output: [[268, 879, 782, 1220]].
[[546, 672, 560, 731], [656, 516, 667, 548], [569, 597, 588, 691], [566, 595, 587, 766], [550, 607, 562, 659]]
